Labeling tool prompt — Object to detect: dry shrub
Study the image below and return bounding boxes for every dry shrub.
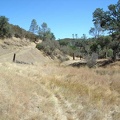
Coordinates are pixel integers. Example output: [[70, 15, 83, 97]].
[[86, 53, 98, 68]]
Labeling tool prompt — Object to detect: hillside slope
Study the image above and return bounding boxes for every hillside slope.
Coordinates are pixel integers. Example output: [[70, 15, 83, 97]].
[[0, 38, 52, 64], [0, 38, 120, 120]]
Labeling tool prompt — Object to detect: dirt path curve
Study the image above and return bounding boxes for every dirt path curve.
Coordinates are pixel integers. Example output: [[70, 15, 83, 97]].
[[0, 42, 52, 65], [0, 42, 35, 62]]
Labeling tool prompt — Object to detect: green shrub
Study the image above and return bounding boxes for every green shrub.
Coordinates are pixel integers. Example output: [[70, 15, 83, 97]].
[[36, 43, 44, 50], [107, 49, 113, 58], [0, 16, 11, 38], [36, 40, 60, 59], [57, 55, 69, 62]]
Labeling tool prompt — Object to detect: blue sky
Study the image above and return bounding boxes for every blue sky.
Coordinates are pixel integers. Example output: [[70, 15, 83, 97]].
[[0, 0, 118, 39]]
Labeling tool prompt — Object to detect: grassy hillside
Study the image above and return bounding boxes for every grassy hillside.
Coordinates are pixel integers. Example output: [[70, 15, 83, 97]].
[[0, 37, 120, 120]]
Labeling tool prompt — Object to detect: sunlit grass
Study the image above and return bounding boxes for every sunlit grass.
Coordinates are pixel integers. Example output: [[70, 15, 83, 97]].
[[0, 61, 120, 119]]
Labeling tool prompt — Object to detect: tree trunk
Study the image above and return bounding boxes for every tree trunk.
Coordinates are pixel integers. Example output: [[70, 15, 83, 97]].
[[105, 47, 108, 59], [73, 53, 75, 60], [112, 50, 116, 61]]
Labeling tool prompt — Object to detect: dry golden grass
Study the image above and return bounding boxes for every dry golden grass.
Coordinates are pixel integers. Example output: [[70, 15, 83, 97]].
[[0, 60, 120, 120], [44, 63, 120, 120]]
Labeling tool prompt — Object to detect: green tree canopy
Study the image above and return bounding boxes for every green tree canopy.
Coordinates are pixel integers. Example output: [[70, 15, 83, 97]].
[[38, 22, 55, 41], [89, 23, 104, 38], [0, 16, 11, 38], [29, 19, 38, 34], [93, 0, 120, 35], [92, 0, 120, 60]]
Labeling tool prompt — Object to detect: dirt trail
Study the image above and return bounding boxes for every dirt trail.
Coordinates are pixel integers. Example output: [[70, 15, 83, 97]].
[[0, 42, 34, 62], [0, 42, 51, 64]]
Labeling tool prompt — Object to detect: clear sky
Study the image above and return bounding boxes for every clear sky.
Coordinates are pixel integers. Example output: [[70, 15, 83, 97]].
[[0, 0, 118, 39]]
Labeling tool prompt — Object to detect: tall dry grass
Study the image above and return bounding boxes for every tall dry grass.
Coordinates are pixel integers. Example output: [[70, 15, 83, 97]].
[[38, 62, 120, 120], [0, 61, 120, 120]]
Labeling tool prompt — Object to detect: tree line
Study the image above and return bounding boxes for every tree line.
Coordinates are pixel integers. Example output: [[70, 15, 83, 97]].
[[58, 0, 120, 61], [89, 0, 120, 60], [0, 0, 120, 62], [28, 0, 120, 61], [29, 19, 55, 41], [0, 16, 39, 41], [0, 16, 56, 42]]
